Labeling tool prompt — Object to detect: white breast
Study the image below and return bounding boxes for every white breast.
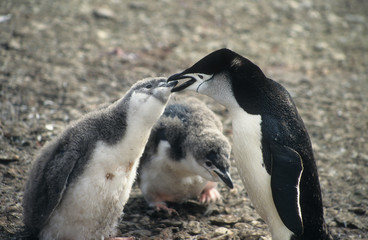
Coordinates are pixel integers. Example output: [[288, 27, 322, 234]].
[[40, 135, 146, 240], [140, 140, 207, 204], [230, 108, 292, 240]]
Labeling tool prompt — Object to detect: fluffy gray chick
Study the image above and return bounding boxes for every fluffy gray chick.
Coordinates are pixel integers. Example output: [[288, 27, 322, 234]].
[[23, 77, 177, 240], [138, 97, 233, 214]]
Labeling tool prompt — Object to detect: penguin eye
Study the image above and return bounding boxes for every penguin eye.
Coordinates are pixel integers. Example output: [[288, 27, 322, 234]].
[[145, 84, 152, 89], [198, 74, 204, 79], [205, 161, 212, 167]]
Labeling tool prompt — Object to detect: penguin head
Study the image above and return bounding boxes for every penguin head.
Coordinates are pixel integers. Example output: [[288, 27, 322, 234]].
[[131, 77, 178, 104], [153, 97, 233, 189], [184, 129, 233, 189], [168, 48, 265, 109], [126, 77, 177, 125]]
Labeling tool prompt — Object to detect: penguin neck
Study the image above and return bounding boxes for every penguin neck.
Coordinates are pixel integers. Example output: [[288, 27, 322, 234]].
[[230, 69, 267, 115], [113, 96, 164, 148]]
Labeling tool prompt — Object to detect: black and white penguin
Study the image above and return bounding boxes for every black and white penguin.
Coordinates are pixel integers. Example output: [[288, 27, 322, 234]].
[[138, 97, 233, 214], [168, 49, 331, 240], [23, 77, 177, 240]]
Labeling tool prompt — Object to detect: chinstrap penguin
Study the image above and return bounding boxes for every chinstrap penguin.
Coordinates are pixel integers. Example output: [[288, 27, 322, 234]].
[[23, 77, 177, 240], [168, 49, 332, 240], [138, 97, 233, 214]]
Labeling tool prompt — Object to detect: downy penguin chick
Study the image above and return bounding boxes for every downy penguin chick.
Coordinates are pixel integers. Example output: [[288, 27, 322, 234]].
[[23, 77, 177, 240], [138, 97, 233, 213], [168, 49, 332, 240]]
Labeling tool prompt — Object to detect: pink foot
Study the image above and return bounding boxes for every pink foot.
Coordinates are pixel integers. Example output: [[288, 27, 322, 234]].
[[199, 181, 221, 203], [152, 202, 178, 216]]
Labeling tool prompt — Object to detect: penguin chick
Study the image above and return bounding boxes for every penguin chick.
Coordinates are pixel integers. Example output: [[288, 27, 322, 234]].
[[168, 49, 332, 240], [138, 97, 233, 214], [23, 77, 177, 240]]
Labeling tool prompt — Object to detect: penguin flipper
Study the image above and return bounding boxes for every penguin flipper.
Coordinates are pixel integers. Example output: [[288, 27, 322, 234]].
[[270, 143, 304, 236], [24, 142, 79, 232]]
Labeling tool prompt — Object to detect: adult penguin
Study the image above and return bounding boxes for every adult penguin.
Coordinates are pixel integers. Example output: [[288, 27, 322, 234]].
[[168, 48, 332, 240]]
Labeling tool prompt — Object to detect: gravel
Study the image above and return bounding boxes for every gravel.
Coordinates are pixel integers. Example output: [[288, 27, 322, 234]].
[[0, 0, 367, 239]]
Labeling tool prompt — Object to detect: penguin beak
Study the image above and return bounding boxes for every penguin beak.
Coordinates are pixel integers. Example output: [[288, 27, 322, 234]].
[[214, 170, 234, 189], [168, 73, 204, 92], [167, 72, 187, 82], [168, 73, 197, 92]]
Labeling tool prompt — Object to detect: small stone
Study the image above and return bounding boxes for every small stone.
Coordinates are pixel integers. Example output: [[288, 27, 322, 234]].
[[45, 124, 54, 131], [158, 227, 174, 238], [128, 2, 147, 10], [128, 229, 152, 237], [93, 7, 115, 20], [314, 42, 329, 51], [234, 222, 249, 228], [6, 168, 18, 178], [0, 154, 19, 163], [335, 211, 367, 230], [160, 219, 183, 227], [345, 14, 365, 24], [327, 13, 340, 25], [186, 221, 201, 235], [8, 39, 21, 50], [96, 30, 109, 40], [141, 216, 150, 224], [288, 1, 300, 10], [289, 24, 304, 36], [239, 229, 267, 240], [331, 52, 346, 62], [6, 203, 22, 214], [0, 14, 12, 23], [173, 230, 191, 239], [349, 207, 366, 216], [214, 227, 233, 236], [209, 215, 241, 226]]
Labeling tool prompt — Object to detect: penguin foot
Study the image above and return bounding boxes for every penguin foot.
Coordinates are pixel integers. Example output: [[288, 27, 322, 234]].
[[153, 202, 179, 216], [199, 181, 221, 203]]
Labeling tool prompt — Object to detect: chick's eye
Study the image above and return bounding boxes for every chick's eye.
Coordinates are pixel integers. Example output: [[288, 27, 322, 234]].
[[206, 150, 217, 161], [145, 84, 152, 89], [205, 161, 212, 167]]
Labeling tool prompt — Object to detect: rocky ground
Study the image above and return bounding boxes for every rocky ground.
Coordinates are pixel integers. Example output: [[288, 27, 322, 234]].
[[0, 0, 367, 239]]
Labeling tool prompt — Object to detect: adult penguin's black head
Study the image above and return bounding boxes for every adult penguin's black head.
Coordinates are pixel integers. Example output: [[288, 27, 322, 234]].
[[168, 48, 266, 112]]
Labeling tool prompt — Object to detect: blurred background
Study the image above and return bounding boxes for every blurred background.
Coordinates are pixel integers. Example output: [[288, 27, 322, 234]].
[[1, 0, 367, 239]]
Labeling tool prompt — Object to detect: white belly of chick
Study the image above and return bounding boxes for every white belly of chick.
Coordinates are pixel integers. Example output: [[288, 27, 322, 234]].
[[140, 141, 207, 204], [41, 136, 147, 240], [141, 164, 207, 203], [230, 109, 292, 240]]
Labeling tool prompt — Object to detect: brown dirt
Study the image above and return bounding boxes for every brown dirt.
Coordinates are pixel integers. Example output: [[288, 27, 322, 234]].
[[1, 0, 367, 239]]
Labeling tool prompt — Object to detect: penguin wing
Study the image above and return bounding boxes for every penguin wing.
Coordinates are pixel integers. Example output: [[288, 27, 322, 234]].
[[270, 142, 304, 236], [25, 141, 82, 232]]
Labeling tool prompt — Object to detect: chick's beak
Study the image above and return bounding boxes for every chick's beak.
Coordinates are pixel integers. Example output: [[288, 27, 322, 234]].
[[214, 170, 234, 189], [165, 80, 178, 88]]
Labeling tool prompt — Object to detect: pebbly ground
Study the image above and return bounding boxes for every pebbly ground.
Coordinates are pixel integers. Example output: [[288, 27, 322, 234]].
[[0, 0, 367, 239]]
